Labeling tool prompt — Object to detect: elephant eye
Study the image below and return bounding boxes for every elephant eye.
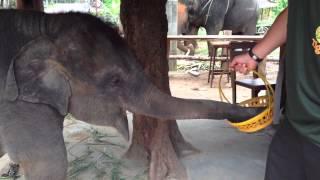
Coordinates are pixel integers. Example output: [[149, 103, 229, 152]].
[[100, 72, 124, 90], [111, 76, 121, 86], [106, 75, 123, 87]]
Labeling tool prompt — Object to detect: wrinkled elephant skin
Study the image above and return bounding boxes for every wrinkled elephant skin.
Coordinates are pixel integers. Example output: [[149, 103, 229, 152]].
[[0, 10, 261, 180]]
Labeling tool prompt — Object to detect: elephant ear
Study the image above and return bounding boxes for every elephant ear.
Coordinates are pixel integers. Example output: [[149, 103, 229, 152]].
[[4, 37, 71, 116]]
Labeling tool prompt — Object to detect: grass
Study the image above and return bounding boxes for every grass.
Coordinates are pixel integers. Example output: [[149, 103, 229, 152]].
[[88, 128, 127, 148], [66, 125, 145, 180], [67, 145, 127, 179]]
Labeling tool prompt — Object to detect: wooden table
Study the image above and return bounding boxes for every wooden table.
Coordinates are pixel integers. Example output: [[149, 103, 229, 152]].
[[167, 35, 264, 42], [167, 34, 285, 57], [167, 35, 264, 59]]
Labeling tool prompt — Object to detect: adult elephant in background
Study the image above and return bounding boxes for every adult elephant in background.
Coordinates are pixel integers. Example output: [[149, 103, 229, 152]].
[[178, 0, 259, 53], [177, 1, 197, 55], [0, 9, 262, 180]]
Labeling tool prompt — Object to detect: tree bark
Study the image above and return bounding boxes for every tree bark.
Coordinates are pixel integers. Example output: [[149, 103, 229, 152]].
[[120, 0, 198, 179], [16, 0, 43, 11]]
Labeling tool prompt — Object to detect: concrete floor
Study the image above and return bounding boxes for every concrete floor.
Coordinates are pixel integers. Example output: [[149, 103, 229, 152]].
[[178, 119, 273, 180], [0, 115, 273, 180]]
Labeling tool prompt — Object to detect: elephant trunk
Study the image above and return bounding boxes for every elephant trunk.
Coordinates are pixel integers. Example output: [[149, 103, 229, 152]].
[[122, 79, 262, 123]]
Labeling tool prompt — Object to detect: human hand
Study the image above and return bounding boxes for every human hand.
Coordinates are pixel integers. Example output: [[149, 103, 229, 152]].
[[229, 53, 258, 74]]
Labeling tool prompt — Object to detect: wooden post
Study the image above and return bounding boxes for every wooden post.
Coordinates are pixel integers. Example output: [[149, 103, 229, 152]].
[[166, 0, 178, 71]]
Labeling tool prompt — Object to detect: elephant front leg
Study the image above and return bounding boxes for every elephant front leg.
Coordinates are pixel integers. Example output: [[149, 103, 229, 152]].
[[0, 106, 67, 180], [1, 124, 67, 180]]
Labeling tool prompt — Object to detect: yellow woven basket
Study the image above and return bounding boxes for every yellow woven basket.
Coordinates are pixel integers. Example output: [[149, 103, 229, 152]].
[[219, 71, 274, 133]]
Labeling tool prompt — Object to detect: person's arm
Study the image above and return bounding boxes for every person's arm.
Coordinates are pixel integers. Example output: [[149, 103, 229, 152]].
[[230, 8, 288, 74]]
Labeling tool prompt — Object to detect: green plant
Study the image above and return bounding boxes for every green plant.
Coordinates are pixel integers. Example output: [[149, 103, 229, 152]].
[[256, 0, 288, 30], [97, 0, 121, 23], [271, 0, 288, 19]]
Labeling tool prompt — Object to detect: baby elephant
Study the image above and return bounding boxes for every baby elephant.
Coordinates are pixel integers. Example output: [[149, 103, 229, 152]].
[[0, 9, 260, 179]]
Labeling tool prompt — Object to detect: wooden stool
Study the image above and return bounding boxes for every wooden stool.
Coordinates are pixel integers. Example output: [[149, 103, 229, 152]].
[[208, 41, 231, 88], [233, 77, 276, 101]]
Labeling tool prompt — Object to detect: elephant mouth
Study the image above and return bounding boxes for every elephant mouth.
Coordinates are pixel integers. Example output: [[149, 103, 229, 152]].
[[68, 94, 129, 140]]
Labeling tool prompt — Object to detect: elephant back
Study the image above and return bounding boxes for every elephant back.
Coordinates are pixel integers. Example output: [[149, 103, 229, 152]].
[[0, 10, 44, 101]]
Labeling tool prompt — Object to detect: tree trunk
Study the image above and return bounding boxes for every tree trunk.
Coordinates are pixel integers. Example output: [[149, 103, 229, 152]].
[[16, 0, 43, 11], [120, 0, 198, 179]]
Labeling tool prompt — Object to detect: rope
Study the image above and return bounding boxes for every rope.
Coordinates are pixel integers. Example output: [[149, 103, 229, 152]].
[[218, 69, 275, 133], [218, 70, 274, 107], [204, 0, 214, 26], [225, 0, 230, 15]]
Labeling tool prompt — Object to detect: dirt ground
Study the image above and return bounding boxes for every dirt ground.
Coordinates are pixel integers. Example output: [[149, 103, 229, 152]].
[[170, 61, 279, 102], [0, 61, 279, 180]]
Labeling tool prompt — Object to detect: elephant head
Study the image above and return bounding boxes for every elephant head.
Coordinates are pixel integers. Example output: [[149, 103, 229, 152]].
[[4, 35, 130, 139], [181, 0, 209, 34], [4, 13, 260, 138]]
